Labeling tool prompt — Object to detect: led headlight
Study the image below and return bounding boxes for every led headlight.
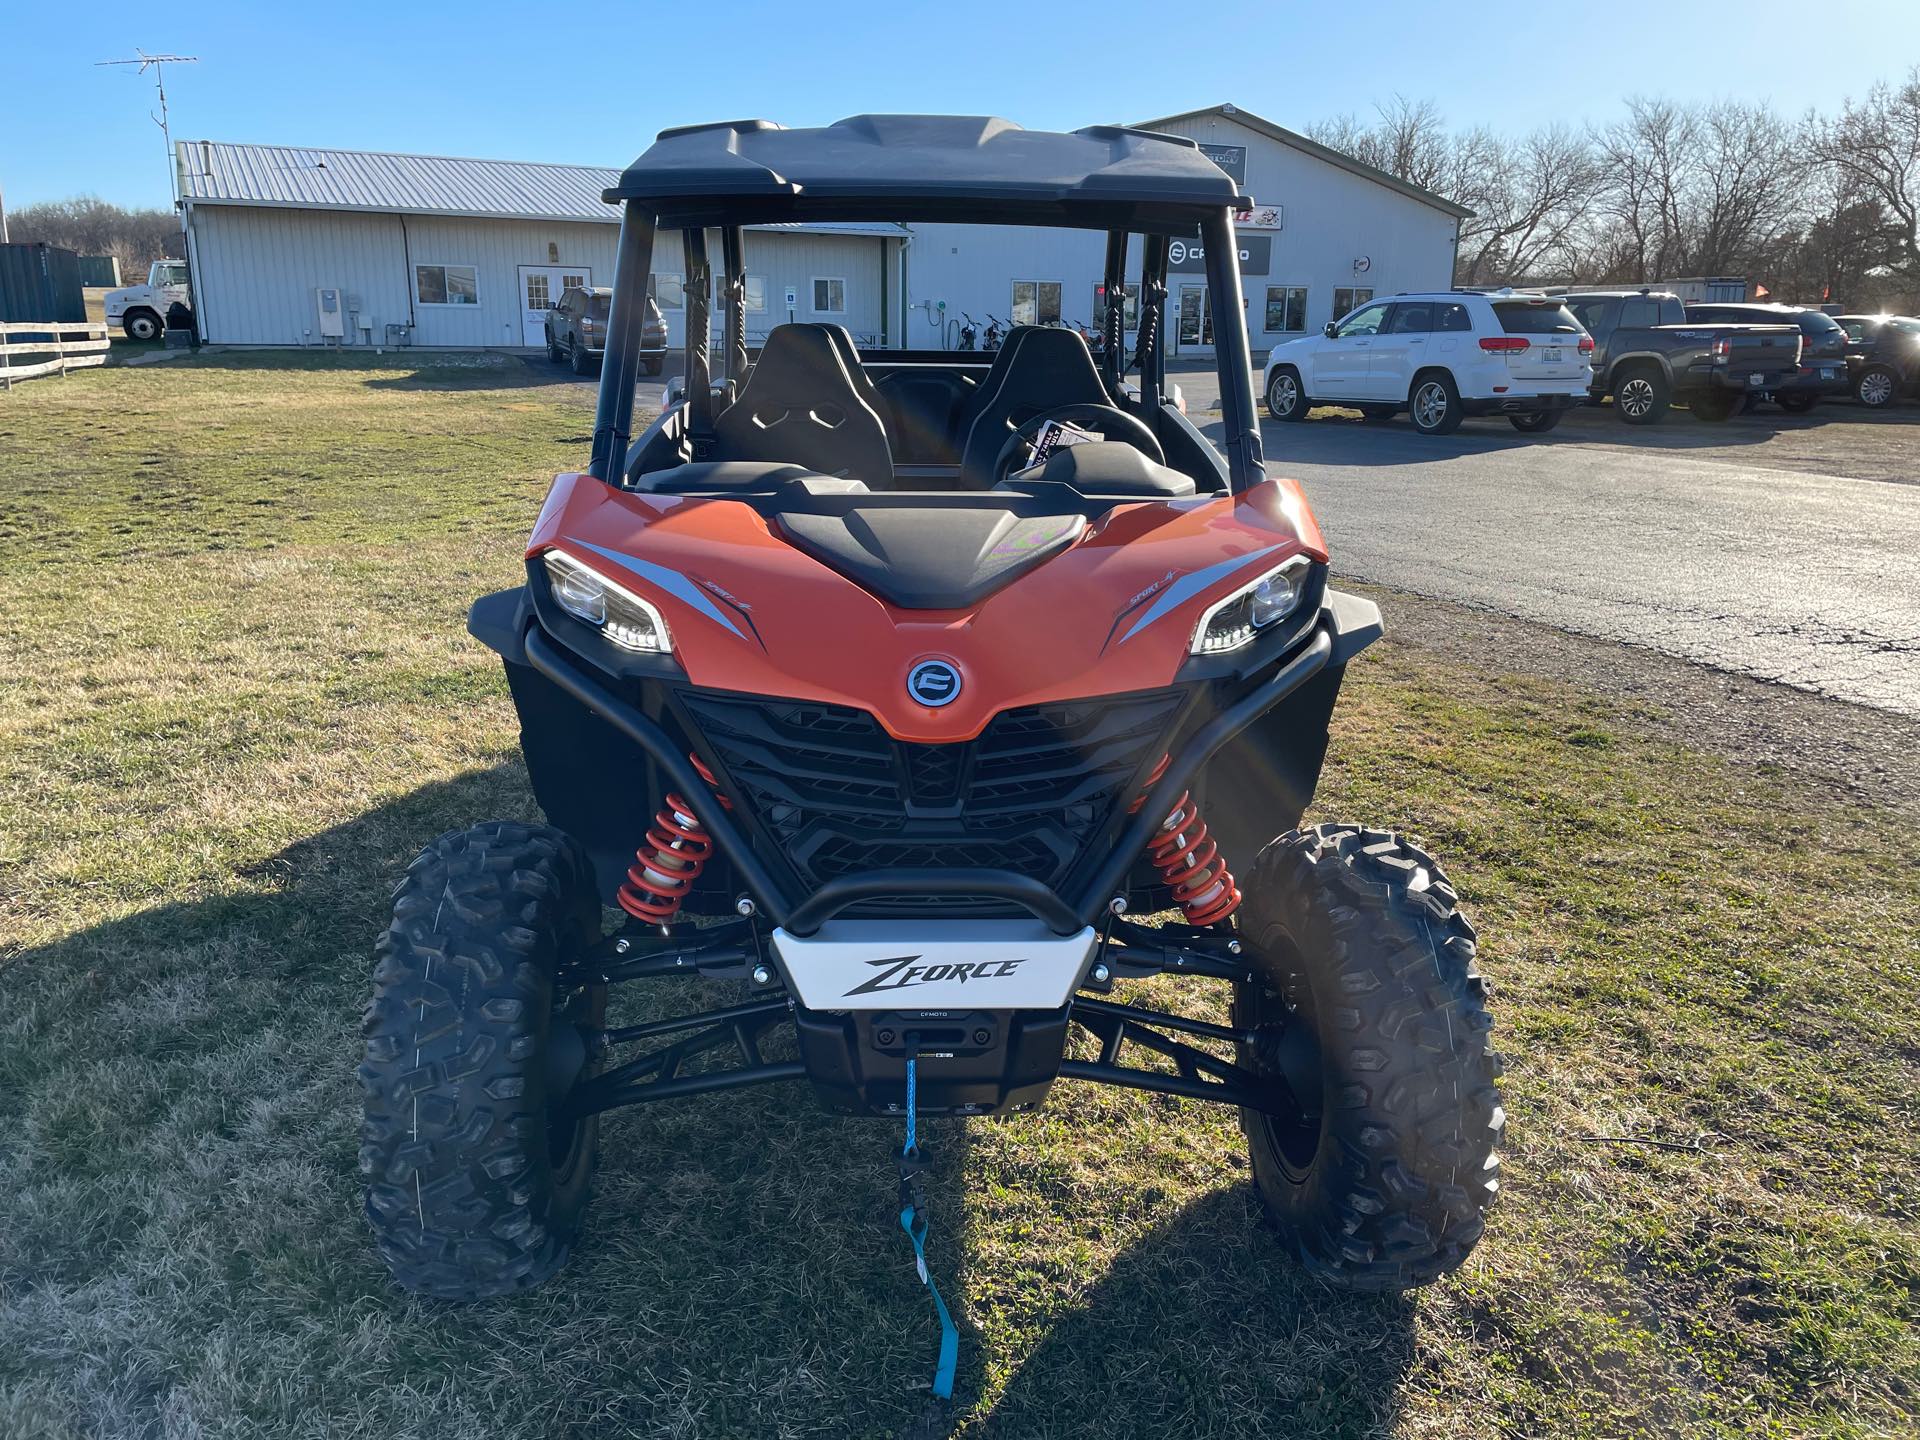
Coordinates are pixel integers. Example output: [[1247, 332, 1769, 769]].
[[1190, 555, 1311, 655], [542, 549, 672, 654]]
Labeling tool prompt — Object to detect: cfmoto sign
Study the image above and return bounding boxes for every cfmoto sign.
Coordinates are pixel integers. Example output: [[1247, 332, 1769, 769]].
[[1168, 235, 1271, 276]]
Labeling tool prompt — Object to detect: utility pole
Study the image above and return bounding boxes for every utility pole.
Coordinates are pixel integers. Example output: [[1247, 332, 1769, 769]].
[[97, 50, 199, 205]]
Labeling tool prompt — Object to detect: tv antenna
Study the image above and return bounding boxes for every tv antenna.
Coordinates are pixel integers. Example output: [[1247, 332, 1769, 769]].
[[97, 50, 199, 204]]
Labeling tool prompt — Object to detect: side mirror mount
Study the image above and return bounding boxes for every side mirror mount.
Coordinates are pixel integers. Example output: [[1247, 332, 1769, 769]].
[[1323, 321, 1339, 338]]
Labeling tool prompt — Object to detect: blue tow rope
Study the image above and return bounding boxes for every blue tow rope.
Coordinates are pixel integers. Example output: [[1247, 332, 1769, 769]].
[[898, 1056, 958, 1402]]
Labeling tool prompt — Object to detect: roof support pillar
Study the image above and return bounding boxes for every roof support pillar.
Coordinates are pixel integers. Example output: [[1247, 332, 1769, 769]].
[[1200, 208, 1262, 493], [1136, 234, 1168, 416], [1101, 229, 1128, 396], [683, 226, 714, 453], [589, 203, 657, 483], [720, 225, 748, 385]]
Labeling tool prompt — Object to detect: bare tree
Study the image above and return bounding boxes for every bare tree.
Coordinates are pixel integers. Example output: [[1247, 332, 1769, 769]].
[[5, 196, 180, 275], [1307, 96, 1453, 193], [1453, 126, 1605, 284], [1808, 66, 1920, 281]]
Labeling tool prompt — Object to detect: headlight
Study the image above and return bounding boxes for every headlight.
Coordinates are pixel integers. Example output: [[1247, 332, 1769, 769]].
[[542, 549, 672, 653], [1190, 555, 1311, 655]]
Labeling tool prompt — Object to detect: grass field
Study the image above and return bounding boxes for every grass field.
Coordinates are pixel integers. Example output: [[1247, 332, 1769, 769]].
[[1, 354, 1916, 1439]]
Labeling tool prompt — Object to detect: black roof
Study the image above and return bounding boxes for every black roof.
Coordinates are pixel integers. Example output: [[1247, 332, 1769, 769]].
[[606, 115, 1251, 229]]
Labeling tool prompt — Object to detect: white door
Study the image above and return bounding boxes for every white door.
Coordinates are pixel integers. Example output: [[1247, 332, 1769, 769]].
[[517, 265, 589, 347], [1364, 301, 1433, 400], [1310, 300, 1391, 398]]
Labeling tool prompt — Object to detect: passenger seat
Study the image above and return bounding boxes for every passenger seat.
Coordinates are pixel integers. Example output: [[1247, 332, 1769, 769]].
[[707, 323, 895, 488]]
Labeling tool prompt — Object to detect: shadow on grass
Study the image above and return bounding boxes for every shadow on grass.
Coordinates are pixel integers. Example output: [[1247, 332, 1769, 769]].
[[1, 770, 1411, 1438], [960, 1186, 1416, 1439]]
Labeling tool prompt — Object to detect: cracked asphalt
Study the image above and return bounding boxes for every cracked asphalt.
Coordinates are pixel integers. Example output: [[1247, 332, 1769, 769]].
[[1223, 394, 1920, 718]]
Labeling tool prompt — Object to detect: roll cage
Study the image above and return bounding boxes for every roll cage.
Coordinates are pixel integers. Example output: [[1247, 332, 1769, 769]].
[[584, 115, 1265, 496]]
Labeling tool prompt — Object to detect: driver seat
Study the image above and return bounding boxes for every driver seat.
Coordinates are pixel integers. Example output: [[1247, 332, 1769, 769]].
[[709, 323, 894, 488], [953, 326, 1112, 488]]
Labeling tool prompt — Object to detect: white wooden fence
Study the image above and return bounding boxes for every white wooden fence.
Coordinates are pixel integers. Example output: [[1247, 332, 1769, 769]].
[[1, 320, 112, 389]]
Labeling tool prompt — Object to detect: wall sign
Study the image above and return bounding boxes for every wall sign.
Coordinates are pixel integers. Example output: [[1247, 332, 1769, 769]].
[[1168, 235, 1271, 276], [1196, 142, 1247, 186], [1236, 204, 1283, 230]]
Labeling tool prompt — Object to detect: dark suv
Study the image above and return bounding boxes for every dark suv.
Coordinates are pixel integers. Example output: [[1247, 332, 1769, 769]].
[[1833, 313, 1920, 408], [547, 285, 668, 376], [1684, 302, 1849, 412]]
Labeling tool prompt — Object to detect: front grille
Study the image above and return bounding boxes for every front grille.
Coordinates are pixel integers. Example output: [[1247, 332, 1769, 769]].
[[678, 688, 1186, 916]]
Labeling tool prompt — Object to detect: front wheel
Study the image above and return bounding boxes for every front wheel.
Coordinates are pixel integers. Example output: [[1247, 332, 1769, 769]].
[[122, 309, 161, 343], [1854, 366, 1897, 408], [1509, 409, 1563, 433], [1612, 367, 1670, 424], [1233, 825, 1504, 1291], [1266, 367, 1309, 422], [1408, 372, 1463, 435], [361, 821, 607, 1300]]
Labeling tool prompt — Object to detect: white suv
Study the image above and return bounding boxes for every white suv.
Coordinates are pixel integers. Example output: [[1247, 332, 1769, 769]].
[[1263, 290, 1593, 436]]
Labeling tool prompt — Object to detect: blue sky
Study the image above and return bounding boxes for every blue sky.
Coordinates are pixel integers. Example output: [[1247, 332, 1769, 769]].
[[7, 0, 1916, 211]]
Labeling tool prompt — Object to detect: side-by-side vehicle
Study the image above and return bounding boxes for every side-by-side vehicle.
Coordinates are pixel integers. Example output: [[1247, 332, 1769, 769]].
[[359, 114, 1505, 1400]]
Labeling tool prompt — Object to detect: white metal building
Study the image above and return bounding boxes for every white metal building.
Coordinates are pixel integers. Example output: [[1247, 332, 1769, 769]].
[[175, 140, 908, 350], [903, 104, 1471, 358], [175, 105, 1467, 358]]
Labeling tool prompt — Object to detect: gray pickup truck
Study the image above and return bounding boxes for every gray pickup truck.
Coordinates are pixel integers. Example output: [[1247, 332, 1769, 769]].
[[1561, 290, 1802, 423]]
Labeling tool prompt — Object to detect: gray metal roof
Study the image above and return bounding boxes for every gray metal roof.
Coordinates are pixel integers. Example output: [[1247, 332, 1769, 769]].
[[1133, 105, 1474, 220], [174, 140, 908, 235]]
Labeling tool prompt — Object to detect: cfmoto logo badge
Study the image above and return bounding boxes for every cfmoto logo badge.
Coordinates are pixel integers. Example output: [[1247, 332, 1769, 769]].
[[906, 659, 962, 707]]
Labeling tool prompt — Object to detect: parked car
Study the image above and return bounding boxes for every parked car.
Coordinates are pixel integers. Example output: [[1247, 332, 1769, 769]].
[[1833, 313, 1920, 408], [104, 258, 191, 342], [1684, 302, 1849, 412], [547, 285, 668, 375], [1263, 290, 1592, 435], [1560, 291, 1801, 422]]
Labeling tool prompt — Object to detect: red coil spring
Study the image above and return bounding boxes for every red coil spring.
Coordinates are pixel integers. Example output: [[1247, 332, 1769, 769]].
[[616, 755, 729, 924], [1131, 754, 1242, 926]]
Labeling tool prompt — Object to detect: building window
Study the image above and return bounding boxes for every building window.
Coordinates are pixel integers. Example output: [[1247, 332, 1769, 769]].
[[1263, 286, 1307, 333], [1331, 287, 1374, 320], [1012, 280, 1061, 326], [1093, 282, 1139, 331], [812, 277, 846, 314], [415, 264, 478, 306], [524, 274, 551, 310], [649, 273, 684, 310], [717, 273, 768, 312]]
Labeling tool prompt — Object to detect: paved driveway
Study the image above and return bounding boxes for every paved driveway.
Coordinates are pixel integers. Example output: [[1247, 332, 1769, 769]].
[[1184, 377, 1920, 716]]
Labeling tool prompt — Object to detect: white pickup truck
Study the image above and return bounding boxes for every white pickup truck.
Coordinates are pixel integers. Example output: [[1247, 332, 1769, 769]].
[[104, 259, 192, 341]]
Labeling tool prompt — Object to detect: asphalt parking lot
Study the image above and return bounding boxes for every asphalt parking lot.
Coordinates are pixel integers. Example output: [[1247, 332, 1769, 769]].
[[1182, 375, 1920, 718]]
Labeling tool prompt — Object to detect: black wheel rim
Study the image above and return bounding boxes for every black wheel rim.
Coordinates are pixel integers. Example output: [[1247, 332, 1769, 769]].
[[1243, 932, 1328, 1179]]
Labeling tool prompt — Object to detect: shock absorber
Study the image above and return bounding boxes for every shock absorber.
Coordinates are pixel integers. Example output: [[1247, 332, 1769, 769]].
[[1130, 754, 1242, 926], [616, 755, 730, 924]]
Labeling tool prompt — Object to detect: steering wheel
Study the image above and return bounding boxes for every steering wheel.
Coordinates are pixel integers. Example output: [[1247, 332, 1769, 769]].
[[991, 404, 1165, 486]]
